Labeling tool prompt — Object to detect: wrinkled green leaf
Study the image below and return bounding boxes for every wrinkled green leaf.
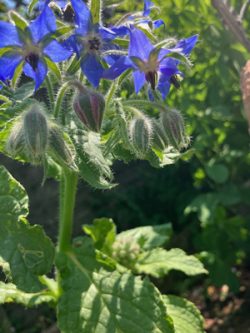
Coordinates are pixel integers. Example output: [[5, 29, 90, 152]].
[[57, 240, 174, 333], [117, 224, 173, 250], [83, 218, 116, 253], [135, 248, 207, 278], [0, 166, 55, 292], [0, 282, 55, 306], [163, 295, 205, 333]]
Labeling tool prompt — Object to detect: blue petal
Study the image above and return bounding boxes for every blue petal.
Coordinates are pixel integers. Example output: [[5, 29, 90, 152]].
[[109, 25, 130, 36], [103, 56, 133, 80], [129, 28, 153, 61], [71, 0, 92, 35], [173, 35, 198, 55], [153, 19, 165, 29], [133, 70, 146, 94], [29, 5, 56, 43], [143, 0, 153, 16], [81, 54, 103, 87], [157, 74, 171, 99], [99, 27, 117, 41], [63, 35, 82, 55], [43, 40, 72, 62], [0, 22, 22, 47], [23, 59, 48, 90], [159, 57, 179, 76], [0, 54, 23, 80]]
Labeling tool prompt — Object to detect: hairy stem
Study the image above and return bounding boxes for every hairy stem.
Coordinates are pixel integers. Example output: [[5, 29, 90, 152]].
[[58, 169, 78, 253]]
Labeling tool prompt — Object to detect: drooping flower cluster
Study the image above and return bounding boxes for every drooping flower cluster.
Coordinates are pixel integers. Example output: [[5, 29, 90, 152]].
[[0, 0, 197, 97]]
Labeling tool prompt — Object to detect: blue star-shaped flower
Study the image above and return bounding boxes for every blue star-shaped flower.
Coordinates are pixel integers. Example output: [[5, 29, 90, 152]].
[[0, 5, 72, 90], [103, 28, 198, 99], [65, 0, 128, 87]]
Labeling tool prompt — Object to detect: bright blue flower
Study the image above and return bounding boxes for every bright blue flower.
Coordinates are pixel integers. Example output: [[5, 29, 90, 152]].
[[38, 0, 68, 10], [0, 5, 72, 90], [103, 28, 198, 99], [111, 0, 164, 37], [66, 0, 123, 87]]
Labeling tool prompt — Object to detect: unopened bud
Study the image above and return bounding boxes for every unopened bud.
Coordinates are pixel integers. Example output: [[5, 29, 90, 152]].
[[129, 116, 153, 157], [6, 120, 24, 157], [48, 124, 76, 169], [160, 109, 189, 150], [112, 237, 141, 266], [152, 120, 168, 151], [23, 105, 49, 163], [73, 87, 105, 132]]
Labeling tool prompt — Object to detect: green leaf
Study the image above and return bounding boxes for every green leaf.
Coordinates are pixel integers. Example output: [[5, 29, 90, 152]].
[[0, 166, 55, 292], [117, 224, 173, 250], [163, 295, 205, 333], [135, 248, 207, 278], [57, 240, 175, 333], [83, 218, 116, 253], [205, 163, 229, 184], [0, 282, 55, 306], [0, 165, 28, 220], [13, 82, 35, 101]]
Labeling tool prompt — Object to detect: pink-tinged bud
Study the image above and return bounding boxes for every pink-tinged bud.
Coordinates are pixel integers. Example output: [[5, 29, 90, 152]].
[[73, 87, 105, 132], [240, 60, 250, 133], [160, 109, 189, 150]]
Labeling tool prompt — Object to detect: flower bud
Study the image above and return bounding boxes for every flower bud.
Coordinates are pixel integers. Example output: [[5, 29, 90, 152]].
[[22, 105, 49, 163], [160, 109, 189, 150], [6, 120, 24, 157], [129, 116, 153, 157], [48, 123, 76, 170], [152, 120, 169, 151], [73, 87, 105, 132], [112, 237, 141, 267]]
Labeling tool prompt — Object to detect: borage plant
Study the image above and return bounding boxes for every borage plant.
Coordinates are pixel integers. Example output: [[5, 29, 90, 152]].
[[0, 0, 207, 332]]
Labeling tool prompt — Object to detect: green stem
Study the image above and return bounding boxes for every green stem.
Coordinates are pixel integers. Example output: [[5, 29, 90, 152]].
[[54, 81, 72, 119], [58, 169, 78, 253]]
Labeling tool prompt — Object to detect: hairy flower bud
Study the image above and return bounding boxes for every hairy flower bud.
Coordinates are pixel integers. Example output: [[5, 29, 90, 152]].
[[48, 124, 76, 170], [152, 120, 169, 151], [22, 105, 49, 163], [129, 116, 153, 157], [112, 237, 141, 267], [160, 109, 189, 150], [6, 120, 24, 157], [73, 87, 105, 132]]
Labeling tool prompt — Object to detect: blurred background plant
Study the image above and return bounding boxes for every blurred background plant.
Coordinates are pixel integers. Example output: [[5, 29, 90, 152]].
[[0, 0, 250, 332]]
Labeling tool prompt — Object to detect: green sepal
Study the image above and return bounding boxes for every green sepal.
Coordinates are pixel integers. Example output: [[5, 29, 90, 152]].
[[9, 11, 28, 30]]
